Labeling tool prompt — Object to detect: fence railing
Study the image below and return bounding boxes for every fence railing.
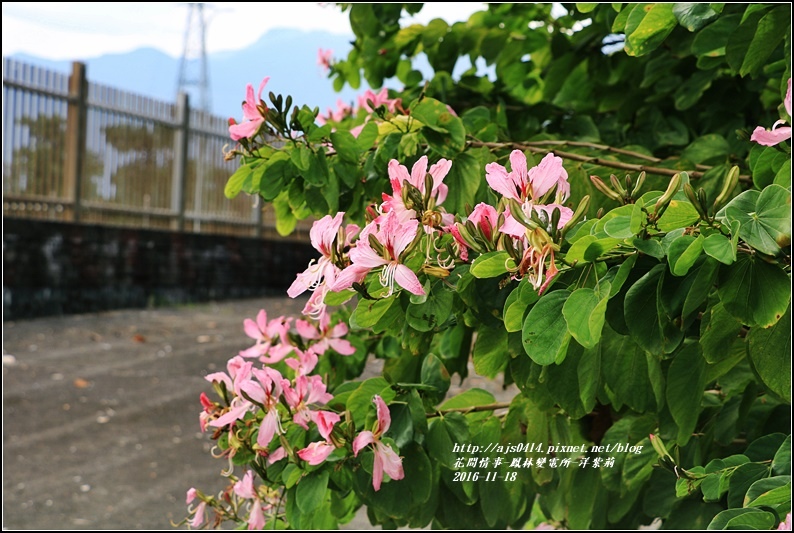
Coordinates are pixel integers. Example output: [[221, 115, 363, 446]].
[[2, 58, 309, 240]]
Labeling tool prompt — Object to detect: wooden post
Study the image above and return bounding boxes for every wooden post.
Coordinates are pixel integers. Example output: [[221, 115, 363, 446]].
[[172, 92, 189, 231], [64, 61, 87, 222]]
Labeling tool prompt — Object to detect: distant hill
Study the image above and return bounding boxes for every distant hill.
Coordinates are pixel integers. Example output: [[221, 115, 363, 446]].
[[8, 29, 369, 121]]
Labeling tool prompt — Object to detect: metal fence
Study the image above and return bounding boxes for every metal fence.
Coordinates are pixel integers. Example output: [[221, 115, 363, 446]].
[[2, 58, 307, 240]]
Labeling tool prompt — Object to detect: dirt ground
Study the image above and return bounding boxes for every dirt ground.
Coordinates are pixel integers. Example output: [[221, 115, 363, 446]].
[[2, 297, 516, 530]]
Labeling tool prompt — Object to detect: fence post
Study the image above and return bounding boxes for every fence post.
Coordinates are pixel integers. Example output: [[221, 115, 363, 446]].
[[172, 92, 189, 231], [64, 61, 87, 222]]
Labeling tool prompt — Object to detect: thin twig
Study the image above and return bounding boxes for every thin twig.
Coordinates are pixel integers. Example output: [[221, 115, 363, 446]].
[[427, 401, 512, 418], [468, 141, 752, 183]]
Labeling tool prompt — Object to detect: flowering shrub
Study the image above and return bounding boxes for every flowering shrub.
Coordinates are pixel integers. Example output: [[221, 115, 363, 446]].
[[184, 3, 791, 530]]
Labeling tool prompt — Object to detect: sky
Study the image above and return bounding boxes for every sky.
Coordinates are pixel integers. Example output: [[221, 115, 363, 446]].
[[2, 2, 488, 61]]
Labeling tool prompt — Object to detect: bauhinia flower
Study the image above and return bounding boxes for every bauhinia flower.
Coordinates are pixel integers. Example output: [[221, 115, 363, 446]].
[[281, 374, 335, 430], [352, 395, 404, 491], [186, 488, 208, 528], [317, 48, 333, 72], [358, 87, 402, 114], [331, 210, 425, 297], [239, 310, 293, 364], [288, 212, 359, 318], [382, 156, 451, 222], [751, 78, 792, 146], [233, 471, 271, 530], [229, 77, 270, 141], [295, 311, 355, 356]]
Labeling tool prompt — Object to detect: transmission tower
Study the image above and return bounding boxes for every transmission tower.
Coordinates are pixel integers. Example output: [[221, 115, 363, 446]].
[[176, 3, 211, 112]]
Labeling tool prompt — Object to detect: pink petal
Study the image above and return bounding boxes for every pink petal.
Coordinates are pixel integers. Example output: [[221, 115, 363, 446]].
[[297, 441, 335, 465], [328, 337, 356, 355], [350, 244, 389, 269], [394, 264, 425, 296], [244, 318, 262, 340], [410, 156, 429, 188], [210, 401, 250, 428], [785, 78, 792, 117], [311, 410, 341, 440], [352, 431, 375, 456], [256, 409, 279, 449], [256, 309, 268, 332], [295, 319, 320, 340], [486, 162, 521, 201], [509, 150, 528, 183], [229, 118, 264, 141], [248, 500, 266, 530], [234, 470, 257, 499], [534, 204, 574, 229], [186, 488, 197, 505], [375, 441, 404, 483], [372, 446, 384, 492], [267, 446, 286, 465], [330, 264, 370, 292], [190, 501, 207, 528], [751, 125, 792, 146], [528, 153, 566, 200], [373, 395, 391, 435], [256, 77, 270, 102]]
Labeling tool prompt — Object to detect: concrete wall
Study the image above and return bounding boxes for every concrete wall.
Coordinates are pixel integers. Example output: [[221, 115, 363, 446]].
[[3, 218, 315, 320]]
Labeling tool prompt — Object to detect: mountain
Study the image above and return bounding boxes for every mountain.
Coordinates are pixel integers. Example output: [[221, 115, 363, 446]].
[[7, 29, 367, 121]]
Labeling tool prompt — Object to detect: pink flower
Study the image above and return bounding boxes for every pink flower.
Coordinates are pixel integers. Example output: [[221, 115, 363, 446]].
[[332, 211, 425, 297], [288, 212, 359, 318], [282, 374, 335, 430], [190, 501, 207, 528], [248, 501, 267, 530], [751, 78, 792, 146], [297, 440, 336, 465], [229, 77, 270, 141], [352, 395, 404, 491], [779, 513, 792, 531], [295, 311, 355, 356], [358, 87, 402, 114], [285, 348, 319, 376], [382, 156, 451, 221], [317, 48, 333, 72], [239, 310, 293, 364], [241, 368, 285, 449], [234, 470, 257, 500], [318, 99, 352, 124], [486, 151, 569, 204]]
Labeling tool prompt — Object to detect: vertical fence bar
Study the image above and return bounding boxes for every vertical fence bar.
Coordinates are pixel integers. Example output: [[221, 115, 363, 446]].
[[63, 61, 87, 222], [172, 92, 189, 231]]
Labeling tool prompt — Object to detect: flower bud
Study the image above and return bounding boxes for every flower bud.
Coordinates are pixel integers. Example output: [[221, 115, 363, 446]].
[[653, 172, 682, 218], [712, 165, 739, 213], [590, 175, 624, 203]]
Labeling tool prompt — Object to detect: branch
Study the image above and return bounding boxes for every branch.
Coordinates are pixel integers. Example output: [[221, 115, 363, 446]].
[[427, 402, 512, 418], [468, 141, 752, 183]]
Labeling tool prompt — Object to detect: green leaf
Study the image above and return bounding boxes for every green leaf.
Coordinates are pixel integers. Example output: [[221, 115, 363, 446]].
[[406, 281, 453, 332], [666, 342, 706, 445], [681, 134, 730, 165], [747, 305, 791, 402], [721, 185, 792, 256], [727, 463, 770, 509], [439, 388, 497, 411], [444, 150, 484, 216], [412, 97, 466, 158], [772, 435, 791, 476], [600, 327, 658, 412], [673, 3, 719, 32], [563, 286, 610, 349], [604, 216, 635, 239], [296, 470, 329, 514], [522, 290, 571, 365], [355, 121, 379, 152], [625, 3, 678, 57], [691, 14, 740, 57], [470, 251, 515, 278], [703, 233, 735, 265], [668, 234, 704, 276], [330, 131, 361, 164], [682, 257, 719, 324], [726, 5, 790, 77], [744, 476, 791, 507], [624, 265, 667, 355], [656, 198, 701, 232], [674, 70, 718, 111], [503, 278, 539, 332], [347, 378, 396, 428], [707, 508, 775, 530], [427, 413, 469, 468], [700, 302, 743, 364], [351, 297, 396, 329], [420, 353, 451, 396], [473, 325, 509, 378], [718, 254, 790, 327], [225, 162, 255, 199], [632, 237, 665, 259]]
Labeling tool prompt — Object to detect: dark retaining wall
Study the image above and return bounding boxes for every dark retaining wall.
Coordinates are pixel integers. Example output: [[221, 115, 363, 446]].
[[3, 218, 315, 320]]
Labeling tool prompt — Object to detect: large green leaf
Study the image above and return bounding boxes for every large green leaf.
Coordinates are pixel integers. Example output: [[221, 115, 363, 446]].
[[772, 435, 791, 476], [707, 508, 775, 530], [624, 3, 678, 57], [744, 476, 791, 507], [722, 185, 791, 256], [673, 3, 719, 32], [412, 97, 466, 158], [444, 150, 485, 216], [406, 281, 453, 332], [718, 254, 790, 327], [747, 305, 791, 402], [600, 326, 658, 413], [624, 264, 673, 355], [727, 463, 770, 509], [726, 5, 790, 77], [470, 251, 515, 278], [562, 284, 610, 349], [699, 302, 743, 364], [667, 234, 704, 276], [473, 324, 509, 378], [666, 342, 706, 445], [296, 470, 329, 514], [522, 290, 571, 365]]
